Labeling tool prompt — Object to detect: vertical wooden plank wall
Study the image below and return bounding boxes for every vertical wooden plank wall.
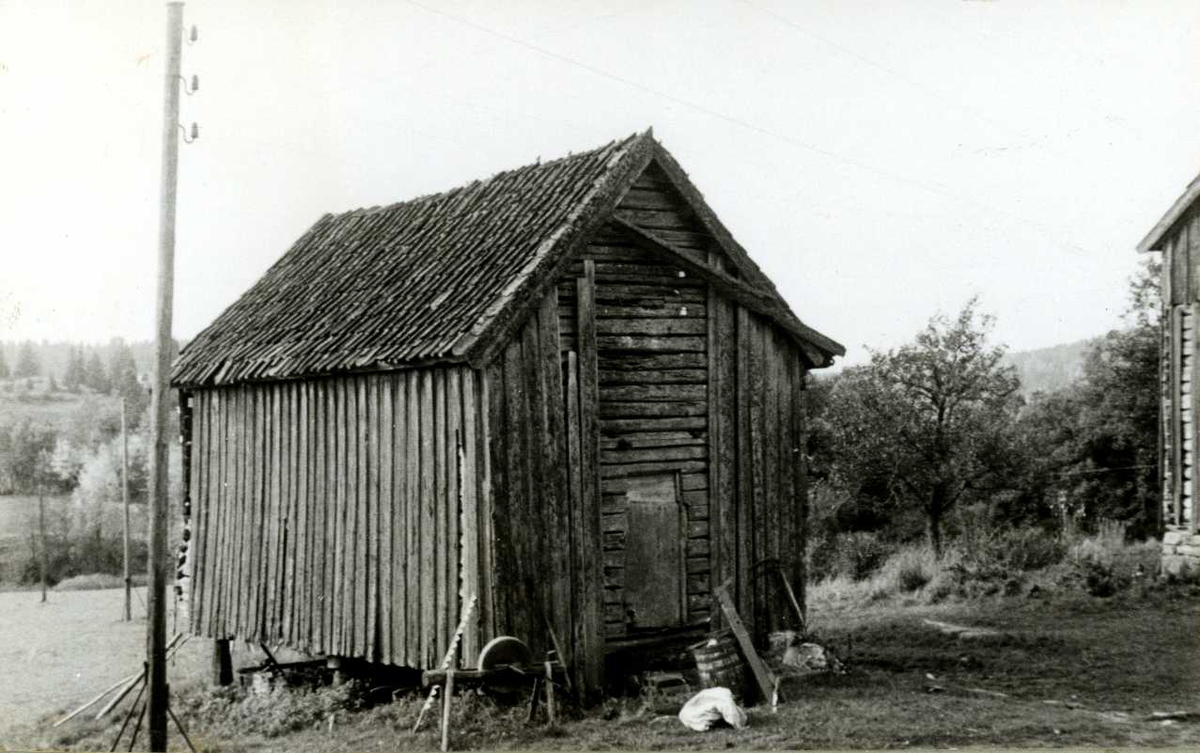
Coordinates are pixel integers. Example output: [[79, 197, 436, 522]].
[[484, 289, 577, 672], [1162, 211, 1200, 532], [187, 366, 490, 668]]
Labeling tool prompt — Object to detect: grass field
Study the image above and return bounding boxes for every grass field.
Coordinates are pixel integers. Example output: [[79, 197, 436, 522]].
[[4, 582, 1199, 751]]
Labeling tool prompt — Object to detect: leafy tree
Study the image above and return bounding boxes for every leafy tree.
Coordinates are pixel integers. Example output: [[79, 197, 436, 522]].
[[83, 350, 109, 393], [0, 347, 9, 379], [62, 346, 85, 391], [3, 421, 59, 494], [825, 299, 1021, 556], [14, 341, 39, 378], [1013, 258, 1160, 537], [108, 338, 148, 427]]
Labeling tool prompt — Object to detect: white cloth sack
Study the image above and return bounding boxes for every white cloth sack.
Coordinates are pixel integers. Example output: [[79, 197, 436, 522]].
[[677, 687, 748, 731]]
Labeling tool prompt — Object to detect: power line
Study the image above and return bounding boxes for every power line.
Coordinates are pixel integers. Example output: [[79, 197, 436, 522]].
[[401, 0, 1090, 257], [735, 0, 1034, 146]]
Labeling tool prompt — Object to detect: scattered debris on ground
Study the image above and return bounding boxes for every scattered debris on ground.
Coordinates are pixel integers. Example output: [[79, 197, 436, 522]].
[[678, 687, 747, 731]]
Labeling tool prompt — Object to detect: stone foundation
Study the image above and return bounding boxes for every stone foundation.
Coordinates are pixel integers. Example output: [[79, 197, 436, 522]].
[[1161, 527, 1200, 579]]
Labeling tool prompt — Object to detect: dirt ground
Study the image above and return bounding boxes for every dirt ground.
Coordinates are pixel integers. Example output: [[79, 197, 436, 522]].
[[4, 584, 1200, 751]]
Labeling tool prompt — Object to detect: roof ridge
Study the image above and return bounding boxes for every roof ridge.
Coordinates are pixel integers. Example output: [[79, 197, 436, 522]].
[[335, 132, 642, 220]]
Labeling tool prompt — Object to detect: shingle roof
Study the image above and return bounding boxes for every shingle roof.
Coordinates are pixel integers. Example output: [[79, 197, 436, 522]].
[[172, 130, 842, 388], [1138, 168, 1200, 252]]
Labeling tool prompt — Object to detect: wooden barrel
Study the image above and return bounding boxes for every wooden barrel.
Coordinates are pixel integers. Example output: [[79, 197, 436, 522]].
[[691, 631, 746, 699]]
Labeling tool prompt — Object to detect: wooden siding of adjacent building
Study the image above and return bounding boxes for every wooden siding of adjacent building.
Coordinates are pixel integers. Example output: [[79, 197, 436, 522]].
[[1160, 208, 1200, 533], [186, 367, 492, 668]]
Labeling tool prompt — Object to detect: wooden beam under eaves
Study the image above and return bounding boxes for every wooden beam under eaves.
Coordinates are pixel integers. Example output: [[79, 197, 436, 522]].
[[609, 217, 842, 366]]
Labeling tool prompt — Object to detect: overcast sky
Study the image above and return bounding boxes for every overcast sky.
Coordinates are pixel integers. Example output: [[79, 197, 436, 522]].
[[2, 0, 1198, 365]]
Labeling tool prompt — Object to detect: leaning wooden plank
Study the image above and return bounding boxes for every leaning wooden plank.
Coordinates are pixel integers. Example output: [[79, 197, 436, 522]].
[[54, 670, 140, 727], [713, 581, 777, 706]]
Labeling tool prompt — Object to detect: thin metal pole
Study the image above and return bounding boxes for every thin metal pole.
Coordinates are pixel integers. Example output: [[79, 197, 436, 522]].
[[39, 486, 47, 603], [148, 3, 183, 750], [122, 397, 131, 622]]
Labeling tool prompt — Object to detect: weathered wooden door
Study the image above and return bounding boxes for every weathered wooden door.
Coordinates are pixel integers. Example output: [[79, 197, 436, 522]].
[[622, 474, 684, 629]]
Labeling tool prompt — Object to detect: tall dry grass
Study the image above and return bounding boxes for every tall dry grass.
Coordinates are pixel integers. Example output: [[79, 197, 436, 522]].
[[809, 521, 1160, 608]]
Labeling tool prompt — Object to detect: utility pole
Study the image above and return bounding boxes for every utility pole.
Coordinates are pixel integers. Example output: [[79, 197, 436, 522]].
[[148, 3, 185, 750], [122, 397, 131, 622]]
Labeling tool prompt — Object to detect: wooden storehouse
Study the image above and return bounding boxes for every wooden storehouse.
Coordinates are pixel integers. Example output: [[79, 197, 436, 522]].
[[1139, 170, 1200, 576], [171, 130, 844, 696]]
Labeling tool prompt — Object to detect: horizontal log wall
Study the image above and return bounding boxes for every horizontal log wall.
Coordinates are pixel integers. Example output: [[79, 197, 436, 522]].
[[187, 367, 490, 668]]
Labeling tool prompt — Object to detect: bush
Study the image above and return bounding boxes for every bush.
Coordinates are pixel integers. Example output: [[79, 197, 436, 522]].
[[876, 545, 937, 593], [1063, 520, 1158, 597], [990, 527, 1066, 572], [837, 531, 894, 581], [1077, 559, 1130, 597], [954, 526, 1065, 582]]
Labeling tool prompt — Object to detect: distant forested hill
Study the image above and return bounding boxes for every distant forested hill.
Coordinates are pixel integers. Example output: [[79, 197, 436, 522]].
[[0, 340, 164, 379], [1003, 338, 1095, 397]]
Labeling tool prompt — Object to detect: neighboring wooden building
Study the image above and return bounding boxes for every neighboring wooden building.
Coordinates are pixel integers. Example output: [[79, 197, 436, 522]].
[[171, 130, 843, 696], [1138, 170, 1200, 576]]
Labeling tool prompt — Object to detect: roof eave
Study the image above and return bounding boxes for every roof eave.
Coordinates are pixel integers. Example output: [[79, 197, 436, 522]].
[[1138, 171, 1200, 253]]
